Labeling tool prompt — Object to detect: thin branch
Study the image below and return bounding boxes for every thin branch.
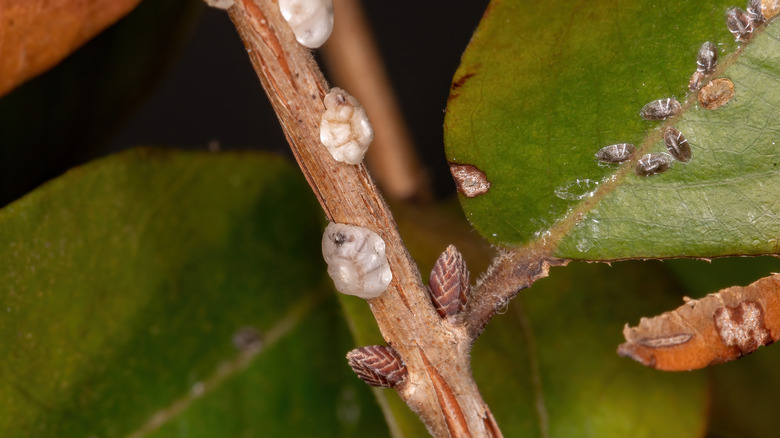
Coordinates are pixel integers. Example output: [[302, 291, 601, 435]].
[[462, 244, 566, 340], [226, 0, 500, 436]]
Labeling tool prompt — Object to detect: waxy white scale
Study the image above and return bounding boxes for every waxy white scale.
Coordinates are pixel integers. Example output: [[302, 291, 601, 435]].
[[321, 223, 392, 299], [320, 88, 374, 164], [278, 0, 334, 49]]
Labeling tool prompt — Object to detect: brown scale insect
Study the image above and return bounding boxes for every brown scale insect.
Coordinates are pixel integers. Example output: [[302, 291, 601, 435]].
[[696, 41, 718, 74], [635, 153, 673, 177], [640, 98, 681, 120], [689, 71, 705, 92], [747, 0, 766, 24], [699, 78, 735, 110], [428, 245, 470, 319], [663, 127, 692, 162], [347, 345, 407, 388], [689, 42, 718, 91], [726, 7, 754, 42], [595, 143, 636, 163]]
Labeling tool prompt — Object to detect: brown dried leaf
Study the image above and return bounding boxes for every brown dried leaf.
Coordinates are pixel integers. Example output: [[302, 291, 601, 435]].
[[428, 245, 470, 318], [346, 345, 407, 388], [618, 274, 780, 371], [0, 0, 142, 97]]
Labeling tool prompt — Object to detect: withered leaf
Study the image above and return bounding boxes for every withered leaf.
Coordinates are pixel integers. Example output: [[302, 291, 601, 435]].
[[0, 0, 142, 97], [618, 274, 780, 371]]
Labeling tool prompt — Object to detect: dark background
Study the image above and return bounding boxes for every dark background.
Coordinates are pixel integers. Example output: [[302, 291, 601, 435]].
[[0, 0, 491, 206]]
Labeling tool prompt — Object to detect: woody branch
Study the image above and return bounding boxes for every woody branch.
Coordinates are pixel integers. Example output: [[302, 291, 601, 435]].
[[226, 0, 502, 436]]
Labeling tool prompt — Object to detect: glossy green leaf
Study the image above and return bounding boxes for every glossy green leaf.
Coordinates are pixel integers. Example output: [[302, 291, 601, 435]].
[[444, 0, 779, 260], [0, 149, 389, 437], [472, 261, 708, 437]]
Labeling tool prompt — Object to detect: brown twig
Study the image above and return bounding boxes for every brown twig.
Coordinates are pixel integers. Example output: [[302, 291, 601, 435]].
[[321, 0, 430, 202], [227, 0, 500, 436], [461, 244, 566, 340]]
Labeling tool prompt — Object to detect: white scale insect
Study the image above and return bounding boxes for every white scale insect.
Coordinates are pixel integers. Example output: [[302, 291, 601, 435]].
[[321, 223, 392, 299], [202, 0, 334, 49], [203, 0, 234, 9], [320, 88, 374, 164], [278, 0, 335, 49]]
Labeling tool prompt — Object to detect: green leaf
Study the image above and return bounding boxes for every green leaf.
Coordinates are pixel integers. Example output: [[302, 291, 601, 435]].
[[0, 149, 389, 437], [472, 261, 708, 437], [708, 339, 780, 438], [444, 0, 780, 259]]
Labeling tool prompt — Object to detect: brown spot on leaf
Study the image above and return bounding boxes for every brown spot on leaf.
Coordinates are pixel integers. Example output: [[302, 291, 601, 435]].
[[448, 70, 479, 102], [449, 163, 491, 198], [713, 301, 772, 354], [451, 72, 476, 91], [618, 274, 780, 371], [698, 78, 735, 110]]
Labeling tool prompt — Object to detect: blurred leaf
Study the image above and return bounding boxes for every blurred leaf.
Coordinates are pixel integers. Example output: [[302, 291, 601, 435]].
[[0, 0, 142, 97], [392, 198, 494, 279], [444, 0, 779, 259], [707, 337, 780, 438], [664, 256, 780, 297], [0, 148, 389, 437], [472, 261, 708, 437], [0, 0, 202, 206], [337, 293, 428, 438]]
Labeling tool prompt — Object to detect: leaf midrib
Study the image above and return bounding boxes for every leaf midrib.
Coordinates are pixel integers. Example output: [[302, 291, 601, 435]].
[[125, 291, 326, 438]]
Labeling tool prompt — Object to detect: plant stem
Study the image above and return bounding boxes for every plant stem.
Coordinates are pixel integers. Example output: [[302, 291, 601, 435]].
[[463, 245, 566, 340], [227, 0, 501, 436]]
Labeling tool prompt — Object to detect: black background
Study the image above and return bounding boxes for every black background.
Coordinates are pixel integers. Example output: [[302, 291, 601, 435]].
[[110, 0, 491, 199], [0, 0, 490, 205]]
